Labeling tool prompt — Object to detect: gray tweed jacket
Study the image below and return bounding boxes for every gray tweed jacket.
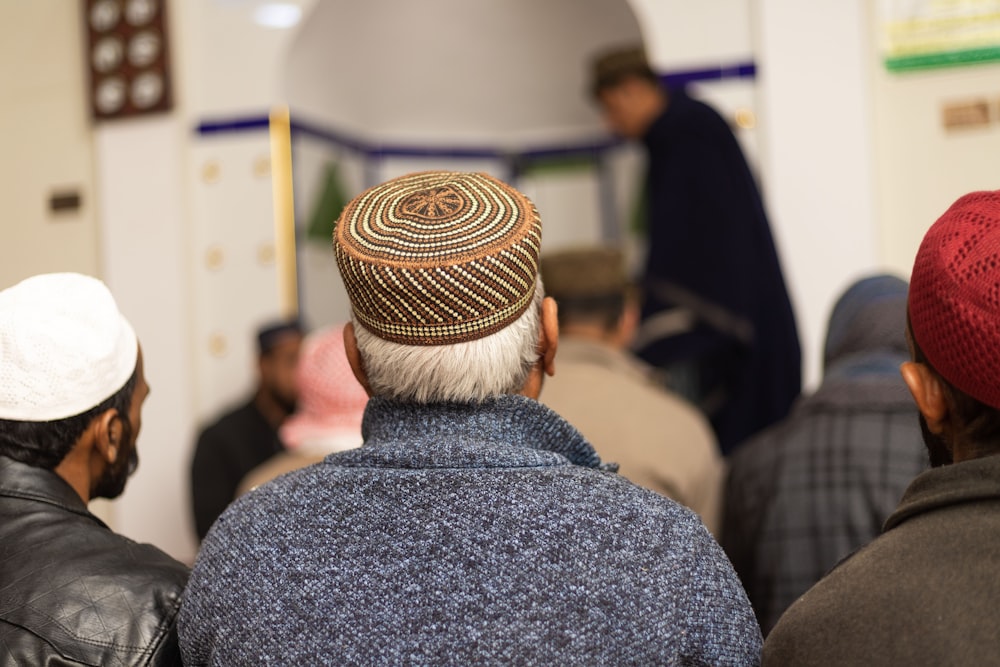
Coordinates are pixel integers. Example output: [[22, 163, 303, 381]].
[[179, 395, 761, 665]]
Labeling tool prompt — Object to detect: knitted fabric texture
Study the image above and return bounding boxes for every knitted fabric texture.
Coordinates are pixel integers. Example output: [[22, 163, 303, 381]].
[[334, 171, 542, 345], [0, 273, 137, 421], [909, 190, 1000, 409], [279, 324, 367, 451], [179, 395, 762, 665]]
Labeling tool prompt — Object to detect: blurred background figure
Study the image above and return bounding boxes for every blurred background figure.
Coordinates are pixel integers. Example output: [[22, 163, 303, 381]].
[[589, 45, 801, 455], [239, 323, 368, 494], [540, 246, 723, 534], [722, 274, 925, 635], [190, 318, 303, 541]]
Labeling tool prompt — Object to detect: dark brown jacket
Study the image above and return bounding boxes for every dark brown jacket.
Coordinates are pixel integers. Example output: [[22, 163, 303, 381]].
[[763, 453, 1000, 666]]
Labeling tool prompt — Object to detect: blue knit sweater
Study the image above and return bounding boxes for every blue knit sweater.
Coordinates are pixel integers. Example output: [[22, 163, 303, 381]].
[[179, 395, 761, 665]]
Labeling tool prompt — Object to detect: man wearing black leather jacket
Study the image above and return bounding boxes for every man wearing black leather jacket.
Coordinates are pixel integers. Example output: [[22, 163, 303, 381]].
[[0, 273, 189, 666]]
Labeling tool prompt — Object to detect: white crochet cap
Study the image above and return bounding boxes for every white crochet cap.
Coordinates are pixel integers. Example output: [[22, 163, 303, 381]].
[[0, 273, 138, 421]]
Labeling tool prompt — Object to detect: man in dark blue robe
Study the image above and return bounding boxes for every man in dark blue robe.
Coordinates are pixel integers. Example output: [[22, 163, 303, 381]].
[[592, 47, 801, 453]]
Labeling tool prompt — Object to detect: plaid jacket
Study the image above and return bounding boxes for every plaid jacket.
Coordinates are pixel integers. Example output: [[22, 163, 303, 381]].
[[721, 375, 927, 635]]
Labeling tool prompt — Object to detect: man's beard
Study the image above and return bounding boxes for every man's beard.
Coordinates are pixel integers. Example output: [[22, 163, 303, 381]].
[[919, 413, 953, 467], [93, 422, 138, 500]]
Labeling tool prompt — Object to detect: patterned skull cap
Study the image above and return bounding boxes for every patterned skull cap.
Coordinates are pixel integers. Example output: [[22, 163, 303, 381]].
[[334, 171, 542, 345], [909, 190, 1000, 409]]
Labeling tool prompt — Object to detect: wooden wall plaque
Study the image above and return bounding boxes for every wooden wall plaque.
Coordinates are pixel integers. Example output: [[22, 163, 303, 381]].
[[85, 0, 173, 120]]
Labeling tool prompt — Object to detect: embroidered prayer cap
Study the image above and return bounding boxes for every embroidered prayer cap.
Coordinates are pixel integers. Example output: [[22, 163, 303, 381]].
[[0, 273, 138, 421], [334, 171, 542, 345], [280, 324, 368, 451], [909, 190, 1000, 409]]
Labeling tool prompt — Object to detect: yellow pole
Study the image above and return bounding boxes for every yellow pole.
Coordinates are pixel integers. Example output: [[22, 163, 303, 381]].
[[269, 105, 299, 317]]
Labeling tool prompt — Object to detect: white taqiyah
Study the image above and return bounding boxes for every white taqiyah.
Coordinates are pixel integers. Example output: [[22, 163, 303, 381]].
[[0, 273, 138, 421]]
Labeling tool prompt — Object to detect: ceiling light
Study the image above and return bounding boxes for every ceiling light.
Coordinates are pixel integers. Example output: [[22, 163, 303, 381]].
[[253, 3, 302, 29]]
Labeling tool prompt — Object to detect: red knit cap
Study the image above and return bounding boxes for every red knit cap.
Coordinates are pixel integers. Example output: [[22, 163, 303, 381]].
[[909, 190, 1000, 409]]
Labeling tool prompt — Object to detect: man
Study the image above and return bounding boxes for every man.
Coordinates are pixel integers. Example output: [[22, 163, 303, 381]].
[[723, 274, 926, 635], [591, 46, 801, 454], [237, 323, 368, 495], [189, 318, 302, 539], [0, 272, 188, 666], [763, 190, 1000, 665], [539, 245, 723, 534], [180, 171, 761, 664]]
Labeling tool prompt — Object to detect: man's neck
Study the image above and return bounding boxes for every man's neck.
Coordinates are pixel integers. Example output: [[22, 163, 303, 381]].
[[638, 87, 669, 139], [53, 446, 92, 505]]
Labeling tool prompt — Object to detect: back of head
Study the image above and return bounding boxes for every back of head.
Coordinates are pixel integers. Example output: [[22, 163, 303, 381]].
[[334, 171, 543, 403], [257, 318, 304, 357], [280, 324, 368, 452], [823, 273, 909, 371], [909, 190, 1000, 448], [589, 45, 659, 98], [541, 246, 628, 332], [0, 273, 138, 468]]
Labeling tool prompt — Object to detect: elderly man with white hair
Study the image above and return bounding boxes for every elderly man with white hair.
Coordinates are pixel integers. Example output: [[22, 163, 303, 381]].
[[179, 171, 761, 665], [0, 273, 189, 666]]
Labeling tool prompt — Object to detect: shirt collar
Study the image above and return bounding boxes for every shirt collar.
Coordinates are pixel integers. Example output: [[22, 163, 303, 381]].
[[885, 453, 1000, 531], [328, 394, 616, 472], [0, 455, 106, 527]]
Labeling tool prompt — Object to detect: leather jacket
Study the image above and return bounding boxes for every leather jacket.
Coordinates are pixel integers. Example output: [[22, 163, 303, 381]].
[[0, 455, 189, 666]]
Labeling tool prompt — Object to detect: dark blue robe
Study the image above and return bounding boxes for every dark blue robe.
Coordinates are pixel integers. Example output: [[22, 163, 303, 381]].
[[637, 87, 801, 454]]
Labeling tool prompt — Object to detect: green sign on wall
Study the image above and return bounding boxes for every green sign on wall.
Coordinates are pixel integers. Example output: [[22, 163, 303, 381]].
[[882, 0, 1000, 72]]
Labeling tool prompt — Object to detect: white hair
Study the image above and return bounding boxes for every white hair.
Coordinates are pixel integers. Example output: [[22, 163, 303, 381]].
[[353, 280, 544, 403]]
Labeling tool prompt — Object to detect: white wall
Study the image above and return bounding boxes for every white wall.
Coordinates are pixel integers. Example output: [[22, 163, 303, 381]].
[[187, 0, 317, 117], [628, 0, 753, 66], [189, 133, 284, 423], [0, 2, 100, 287], [868, 0, 1000, 275], [94, 116, 198, 561], [284, 0, 642, 145], [753, 0, 880, 387]]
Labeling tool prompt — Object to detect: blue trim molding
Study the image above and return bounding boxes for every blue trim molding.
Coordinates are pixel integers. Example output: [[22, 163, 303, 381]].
[[194, 60, 757, 156], [661, 61, 756, 88]]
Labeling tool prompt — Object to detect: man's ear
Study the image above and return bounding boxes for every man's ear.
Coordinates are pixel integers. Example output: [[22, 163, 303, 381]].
[[901, 361, 948, 433], [539, 296, 559, 377], [519, 297, 560, 400], [52, 410, 116, 506], [343, 323, 374, 397], [615, 297, 640, 348], [95, 409, 123, 464]]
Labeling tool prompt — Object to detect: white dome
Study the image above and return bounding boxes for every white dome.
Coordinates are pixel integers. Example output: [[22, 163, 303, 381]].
[[283, 0, 644, 147]]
